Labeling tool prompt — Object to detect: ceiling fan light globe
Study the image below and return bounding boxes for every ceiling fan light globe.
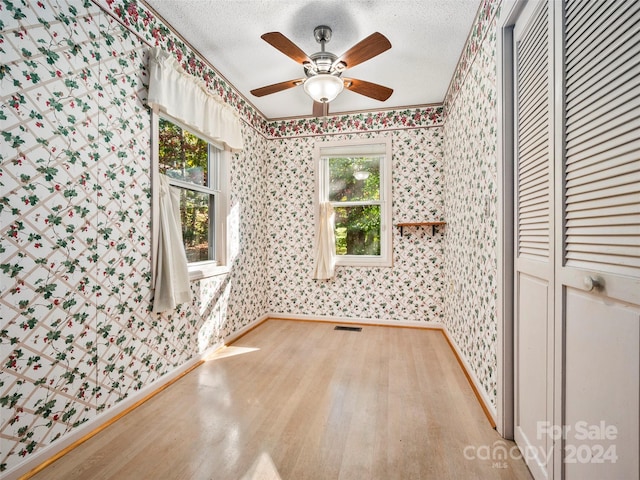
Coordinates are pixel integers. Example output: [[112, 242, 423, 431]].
[[304, 75, 344, 103]]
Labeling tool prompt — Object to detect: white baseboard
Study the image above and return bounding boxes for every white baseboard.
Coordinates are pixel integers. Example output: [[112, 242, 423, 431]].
[[266, 312, 445, 330], [5, 340, 225, 480]]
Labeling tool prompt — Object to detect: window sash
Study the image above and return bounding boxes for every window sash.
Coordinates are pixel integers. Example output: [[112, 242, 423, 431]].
[[319, 158, 385, 201], [174, 187, 216, 264], [316, 137, 392, 267], [328, 200, 383, 208], [158, 115, 219, 265], [167, 177, 217, 196]]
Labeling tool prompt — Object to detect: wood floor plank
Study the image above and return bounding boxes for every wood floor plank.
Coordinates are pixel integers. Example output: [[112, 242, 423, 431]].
[[28, 320, 532, 480]]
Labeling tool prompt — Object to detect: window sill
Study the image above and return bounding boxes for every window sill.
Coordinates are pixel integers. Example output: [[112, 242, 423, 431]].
[[335, 256, 393, 268], [188, 262, 230, 281]]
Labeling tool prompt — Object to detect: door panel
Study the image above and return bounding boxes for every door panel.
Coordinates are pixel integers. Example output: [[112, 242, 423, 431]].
[[560, 0, 640, 478], [515, 273, 549, 475], [513, 1, 553, 478], [507, 1, 640, 479], [564, 289, 640, 479]]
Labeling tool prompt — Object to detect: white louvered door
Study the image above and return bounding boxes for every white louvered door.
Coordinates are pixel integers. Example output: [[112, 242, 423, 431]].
[[513, 2, 554, 478], [507, 0, 639, 478], [559, 0, 640, 478]]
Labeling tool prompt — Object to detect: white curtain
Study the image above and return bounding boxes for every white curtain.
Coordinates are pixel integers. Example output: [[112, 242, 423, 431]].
[[313, 202, 336, 280], [153, 174, 191, 313], [147, 47, 243, 151]]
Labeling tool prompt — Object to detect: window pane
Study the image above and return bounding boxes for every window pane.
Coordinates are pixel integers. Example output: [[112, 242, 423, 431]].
[[159, 118, 208, 187], [328, 156, 381, 202], [179, 188, 213, 263], [334, 205, 381, 256]]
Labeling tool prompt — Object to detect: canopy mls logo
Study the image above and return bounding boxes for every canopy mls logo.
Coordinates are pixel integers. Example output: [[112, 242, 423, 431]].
[[463, 421, 619, 469], [462, 440, 526, 470]]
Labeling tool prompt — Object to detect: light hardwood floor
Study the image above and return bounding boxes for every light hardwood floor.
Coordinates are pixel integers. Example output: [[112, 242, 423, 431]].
[[29, 319, 532, 479]]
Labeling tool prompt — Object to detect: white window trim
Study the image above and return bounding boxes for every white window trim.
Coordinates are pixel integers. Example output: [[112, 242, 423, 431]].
[[151, 109, 231, 282], [315, 137, 393, 267]]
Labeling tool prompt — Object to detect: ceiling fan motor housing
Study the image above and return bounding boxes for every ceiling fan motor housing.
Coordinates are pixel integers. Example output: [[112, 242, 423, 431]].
[[307, 52, 338, 76], [313, 25, 332, 45]]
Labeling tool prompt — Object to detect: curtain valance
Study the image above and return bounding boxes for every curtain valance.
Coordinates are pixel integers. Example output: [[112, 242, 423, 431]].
[[147, 47, 243, 151]]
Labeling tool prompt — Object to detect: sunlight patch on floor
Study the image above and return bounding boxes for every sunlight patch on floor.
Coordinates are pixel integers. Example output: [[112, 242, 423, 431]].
[[240, 452, 282, 480], [204, 345, 260, 361]]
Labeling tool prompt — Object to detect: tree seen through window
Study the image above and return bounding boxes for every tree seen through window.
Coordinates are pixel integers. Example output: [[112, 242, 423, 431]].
[[328, 156, 382, 255], [158, 118, 216, 263]]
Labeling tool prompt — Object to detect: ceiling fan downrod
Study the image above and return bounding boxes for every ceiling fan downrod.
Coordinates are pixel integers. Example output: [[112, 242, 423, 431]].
[[308, 26, 341, 76], [314, 25, 332, 52]]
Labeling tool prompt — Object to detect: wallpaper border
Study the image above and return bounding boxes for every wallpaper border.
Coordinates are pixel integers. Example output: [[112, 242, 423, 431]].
[[443, 0, 501, 113], [100, 0, 445, 140]]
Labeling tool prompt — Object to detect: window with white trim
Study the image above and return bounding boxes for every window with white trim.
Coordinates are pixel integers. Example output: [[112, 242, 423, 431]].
[[155, 114, 229, 279], [316, 137, 393, 267]]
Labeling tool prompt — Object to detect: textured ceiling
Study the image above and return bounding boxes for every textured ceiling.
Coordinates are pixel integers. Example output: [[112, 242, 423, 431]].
[[144, 0, 481, 119]]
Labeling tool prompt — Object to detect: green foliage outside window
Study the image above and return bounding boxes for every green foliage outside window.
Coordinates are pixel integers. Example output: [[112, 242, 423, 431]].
[[158, 118, 208, 186], [328, 156, 382, 255], [158, 118, 213, 263]]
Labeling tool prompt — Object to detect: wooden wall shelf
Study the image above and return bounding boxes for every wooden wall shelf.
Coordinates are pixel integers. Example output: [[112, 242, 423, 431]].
[[396, 221, 446, 236]]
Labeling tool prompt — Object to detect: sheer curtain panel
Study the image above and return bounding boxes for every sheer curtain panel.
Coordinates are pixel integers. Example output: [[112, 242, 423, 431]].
[[313, 202, 337, 280], [153, 174, 191, 313]]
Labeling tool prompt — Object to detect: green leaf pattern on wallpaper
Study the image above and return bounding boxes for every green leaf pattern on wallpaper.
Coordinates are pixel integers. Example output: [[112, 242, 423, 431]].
[[0, 0, 498, 473], [0, 0, 270, 472], [1, 0, 153, 470], [266, 128, 445, 321], [443, 15, 501, 406]]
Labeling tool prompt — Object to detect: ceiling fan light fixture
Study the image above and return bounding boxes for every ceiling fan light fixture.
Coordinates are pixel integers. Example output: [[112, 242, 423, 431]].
[[303, 74, 344, 103]]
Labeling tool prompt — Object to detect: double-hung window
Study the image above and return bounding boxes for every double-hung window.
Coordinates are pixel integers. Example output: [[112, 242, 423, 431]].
[[316, 137, 392, 267], [156, 115, 228, 278]]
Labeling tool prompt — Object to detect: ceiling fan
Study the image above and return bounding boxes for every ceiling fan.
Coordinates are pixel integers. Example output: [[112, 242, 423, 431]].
[[250, 25, 393, 116]]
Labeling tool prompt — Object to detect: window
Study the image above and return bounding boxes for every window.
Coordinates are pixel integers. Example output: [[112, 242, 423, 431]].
[[316, 138, 392, 267], [155, 114, 229, 279]]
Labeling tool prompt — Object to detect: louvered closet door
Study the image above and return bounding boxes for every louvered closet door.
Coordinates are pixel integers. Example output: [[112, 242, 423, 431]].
[[513, 2, 554, 479], [560, 0, 640, 478]]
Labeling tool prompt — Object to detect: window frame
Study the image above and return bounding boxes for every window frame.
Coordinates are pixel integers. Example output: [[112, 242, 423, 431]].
[[315, 137, 393, 267], [151, 110, 230, 281]]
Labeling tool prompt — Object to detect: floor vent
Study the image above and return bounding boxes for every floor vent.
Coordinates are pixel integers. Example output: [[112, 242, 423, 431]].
[[334, 326, 362, 332]]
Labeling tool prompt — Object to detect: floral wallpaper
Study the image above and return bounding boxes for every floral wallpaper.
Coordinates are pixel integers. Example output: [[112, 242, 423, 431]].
[[0, 0, 268, 475], [442, 0, 501, 408], [266, 106, 443, 138], [444, 0, 501, 113], [267, 127, 445, 323], [0, 0, 502, 475], [95, 0, 265, 131]]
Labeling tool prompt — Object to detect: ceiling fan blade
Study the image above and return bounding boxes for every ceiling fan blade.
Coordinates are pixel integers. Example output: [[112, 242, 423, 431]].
[[313, 101, 329, 117], [250, 79, 304, 97], [261, 32, 312, 64], [343, 78, 393, 101], [336, 32, 391, 69]]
